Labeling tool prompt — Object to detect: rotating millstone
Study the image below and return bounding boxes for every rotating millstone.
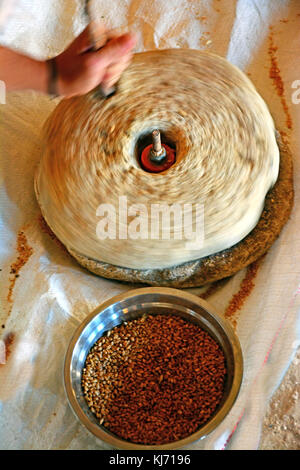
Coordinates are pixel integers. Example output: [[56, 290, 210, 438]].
[[34, 49, 293, 288]]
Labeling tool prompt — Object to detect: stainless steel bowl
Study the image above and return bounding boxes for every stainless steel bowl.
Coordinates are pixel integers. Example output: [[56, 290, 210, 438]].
[[64, 287, 243, 450]]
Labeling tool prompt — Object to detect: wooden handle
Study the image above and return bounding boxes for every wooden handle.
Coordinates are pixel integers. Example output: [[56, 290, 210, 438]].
[[84, 2, 116, 98]]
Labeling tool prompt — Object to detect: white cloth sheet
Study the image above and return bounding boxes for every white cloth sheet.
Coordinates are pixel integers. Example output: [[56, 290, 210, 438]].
[[0, 0, 299, 450]]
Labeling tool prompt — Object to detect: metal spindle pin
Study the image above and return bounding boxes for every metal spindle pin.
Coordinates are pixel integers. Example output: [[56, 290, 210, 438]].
[[150, 129, 167, 161], [140, 128, 175, 173]]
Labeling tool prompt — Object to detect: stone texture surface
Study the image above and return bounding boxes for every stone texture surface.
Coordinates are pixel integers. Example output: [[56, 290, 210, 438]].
[[259, 348, 300, 450]]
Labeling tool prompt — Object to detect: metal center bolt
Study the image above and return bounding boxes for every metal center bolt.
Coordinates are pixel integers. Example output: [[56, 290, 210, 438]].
[[140, 129, 176, 173], [150, 129, 167, 161]]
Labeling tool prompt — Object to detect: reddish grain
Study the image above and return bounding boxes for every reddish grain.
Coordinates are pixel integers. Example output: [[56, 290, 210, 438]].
[[268, 29, 292, 130], [224, 257, 264, 329], [7, 231, 33, 304], [82, 314, 227, 445]]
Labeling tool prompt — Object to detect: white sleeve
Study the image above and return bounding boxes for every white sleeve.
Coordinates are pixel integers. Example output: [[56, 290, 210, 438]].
[[0, 0, 84, 59], [0, 0, 18, 31]]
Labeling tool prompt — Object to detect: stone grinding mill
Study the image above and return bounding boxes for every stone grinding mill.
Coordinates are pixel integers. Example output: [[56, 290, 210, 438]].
[[34, 49, 293, 288]]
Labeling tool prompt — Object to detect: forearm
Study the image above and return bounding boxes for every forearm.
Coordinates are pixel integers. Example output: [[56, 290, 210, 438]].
[[0, 27, 136, 98], [0, 46, 48, 93]]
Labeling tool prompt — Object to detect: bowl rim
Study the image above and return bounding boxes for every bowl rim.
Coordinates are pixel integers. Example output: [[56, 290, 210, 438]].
[[64, 286, 243, 450]]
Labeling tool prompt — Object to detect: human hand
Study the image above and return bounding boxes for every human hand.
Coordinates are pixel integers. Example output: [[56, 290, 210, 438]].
[[55, 23, 137, 98]]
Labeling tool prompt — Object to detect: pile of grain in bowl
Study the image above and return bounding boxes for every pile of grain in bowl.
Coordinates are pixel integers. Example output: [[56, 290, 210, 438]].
[[81, 313, 227, 445]]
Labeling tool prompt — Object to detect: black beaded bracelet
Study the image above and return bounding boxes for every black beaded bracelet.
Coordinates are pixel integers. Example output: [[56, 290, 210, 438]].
[[46, 58, 58, 97]]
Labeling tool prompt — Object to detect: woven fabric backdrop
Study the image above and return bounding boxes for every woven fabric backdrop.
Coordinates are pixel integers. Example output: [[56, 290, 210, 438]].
[[0, 0, 299, 450]]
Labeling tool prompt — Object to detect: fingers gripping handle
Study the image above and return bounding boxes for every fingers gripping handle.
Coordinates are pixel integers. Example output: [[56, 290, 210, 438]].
[[84, 0, 116, 98]]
